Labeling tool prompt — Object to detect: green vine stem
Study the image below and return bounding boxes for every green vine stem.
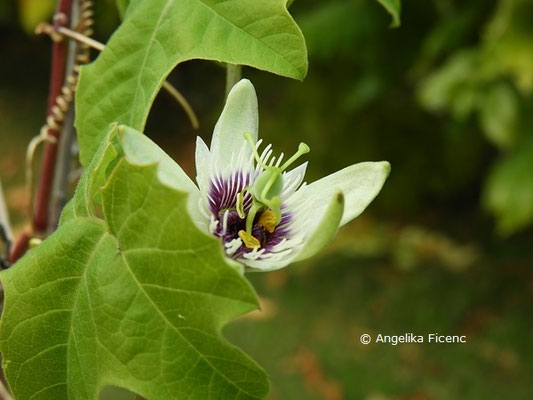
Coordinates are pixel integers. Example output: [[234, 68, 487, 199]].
[[225, 63, 242, 97]]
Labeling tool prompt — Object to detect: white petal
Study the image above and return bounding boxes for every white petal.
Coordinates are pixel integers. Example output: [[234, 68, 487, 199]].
[[243, 190, 343, 270], [296, 161, 390, 229], [195, 136, 211, 193], [118, 126, 205, 230], [293, 191, 344, 262], [243, 258, 288, 272], [242, 162, 389, 271], [282, 162, 308, 196], [210, 79, 258, 172]]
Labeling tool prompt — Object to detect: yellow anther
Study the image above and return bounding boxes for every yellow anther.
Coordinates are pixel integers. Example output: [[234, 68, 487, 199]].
[[257, 209, 276, 233], [236, 191, 245, 219], [238, 230, 261, 249]]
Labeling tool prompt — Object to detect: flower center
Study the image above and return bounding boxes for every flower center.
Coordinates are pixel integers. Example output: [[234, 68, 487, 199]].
[[206, 136, 309, 260], [236, 133, 309, 249], [210, 200, 291, 258]]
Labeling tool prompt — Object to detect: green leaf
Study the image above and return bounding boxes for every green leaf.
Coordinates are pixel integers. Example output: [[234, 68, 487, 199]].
[[115, 0, 142, 19], [298, 1, 363, 59], [479, 82, 519, 149], [115, 0, 129, 18], [376, 0, 401, 28], [417, 50, 488, 119], [76, 0, 307, 166], [483, 136, 533, 235], [484, 0, 533, 93], [0, 125, 268, 399]]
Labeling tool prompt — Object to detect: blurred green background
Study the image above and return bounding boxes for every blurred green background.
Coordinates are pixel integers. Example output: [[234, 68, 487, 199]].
[[1, 0, 533, 399]]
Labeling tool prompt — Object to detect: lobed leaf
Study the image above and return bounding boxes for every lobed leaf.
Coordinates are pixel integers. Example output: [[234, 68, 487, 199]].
[[76, 0, 307, 166], [0, 125, 268, 400]]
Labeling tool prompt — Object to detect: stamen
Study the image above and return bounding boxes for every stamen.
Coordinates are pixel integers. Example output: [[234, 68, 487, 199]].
[[236, 191, 245, 219], [258, 209, 276, 233], [238, 230, 261, 249]]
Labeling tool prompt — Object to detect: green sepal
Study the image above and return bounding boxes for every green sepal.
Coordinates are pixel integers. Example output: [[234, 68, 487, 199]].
[[294, 191, 345, 262]]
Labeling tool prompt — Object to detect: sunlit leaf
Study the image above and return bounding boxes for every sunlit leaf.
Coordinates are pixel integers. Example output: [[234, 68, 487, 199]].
[[115, 0, 129, 18], [376, 0, 401, 27], [479, 82, 519, 149], [0, 125, 268, 400], [483, 136, 533, 234], [76, 0, 307, 166], [417, 50, 481, 118], [484, 0, 533, 93]]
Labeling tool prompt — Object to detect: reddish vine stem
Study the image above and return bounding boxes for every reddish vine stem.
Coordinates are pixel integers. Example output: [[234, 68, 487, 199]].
[[10, 0, 192, 264], [9, 0, 73, 263], [34, 1, 72, 233], [7, 234, 28, 265]]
